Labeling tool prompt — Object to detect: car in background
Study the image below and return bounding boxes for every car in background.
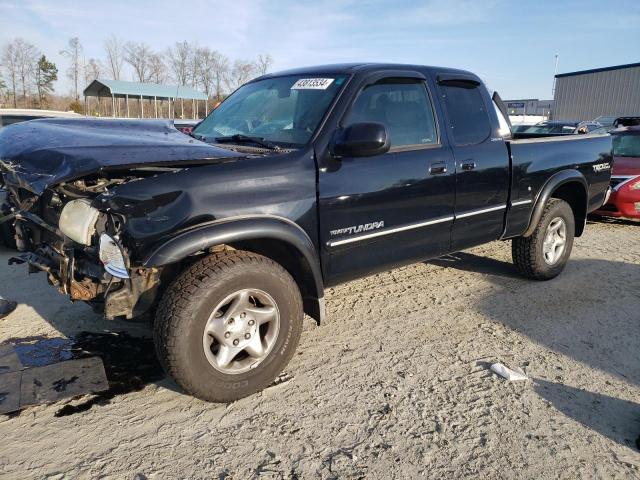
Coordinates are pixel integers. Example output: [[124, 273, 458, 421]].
[[593, 125, 640, 219], [514, 120, 602, 138], [1, 109, 82, 247], [613, 116, 640, 128], [592, 115, 618, 129], [511, 124, 535, 134], [173, 119, 200, 135]]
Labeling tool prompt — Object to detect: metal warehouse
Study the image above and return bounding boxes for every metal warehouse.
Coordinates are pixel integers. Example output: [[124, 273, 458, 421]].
[[553, 62, 640, 121]]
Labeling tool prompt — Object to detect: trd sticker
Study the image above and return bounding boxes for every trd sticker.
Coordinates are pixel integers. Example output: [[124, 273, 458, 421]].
[[291, 78, 334, 90], [330, 221, 385, 237], [592, 163, 611, 172]]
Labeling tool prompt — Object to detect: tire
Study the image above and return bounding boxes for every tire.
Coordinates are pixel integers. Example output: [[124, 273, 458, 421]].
[[512, 198, 575, 280], [154, 250, 303, 402]]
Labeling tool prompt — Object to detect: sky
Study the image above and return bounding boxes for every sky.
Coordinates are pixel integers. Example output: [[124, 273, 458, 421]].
[[0, 0, 638, 99]]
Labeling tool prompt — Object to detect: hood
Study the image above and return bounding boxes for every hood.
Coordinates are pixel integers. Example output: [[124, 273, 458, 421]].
[[0, 118, 245, 194], [612, 155, 640, 177]]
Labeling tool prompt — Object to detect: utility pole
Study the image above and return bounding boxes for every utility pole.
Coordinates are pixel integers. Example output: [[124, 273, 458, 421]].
[[551, 53, 560, 97]]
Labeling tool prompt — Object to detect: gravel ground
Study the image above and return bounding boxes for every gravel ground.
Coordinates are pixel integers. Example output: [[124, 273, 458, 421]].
[[0, 219, 638, 479]]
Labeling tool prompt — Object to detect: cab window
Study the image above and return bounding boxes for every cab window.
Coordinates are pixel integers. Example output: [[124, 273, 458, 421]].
[[441, 85, 491, 145], [344, 79, 438, 148]]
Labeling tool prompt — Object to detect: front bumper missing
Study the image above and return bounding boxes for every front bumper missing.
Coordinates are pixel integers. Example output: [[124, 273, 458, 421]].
[[7, 211, 161, 319]]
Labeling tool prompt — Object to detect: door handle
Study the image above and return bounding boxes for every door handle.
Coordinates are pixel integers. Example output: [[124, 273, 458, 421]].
[[461, 161, 476, 171], [429, 162, 447, 175]]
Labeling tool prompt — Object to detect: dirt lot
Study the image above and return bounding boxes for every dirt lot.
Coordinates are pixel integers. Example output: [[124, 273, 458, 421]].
[[0, 219, 638, 479]]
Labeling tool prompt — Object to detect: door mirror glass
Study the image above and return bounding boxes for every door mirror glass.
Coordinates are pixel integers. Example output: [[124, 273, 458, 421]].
[[331, 122, 390, 157]]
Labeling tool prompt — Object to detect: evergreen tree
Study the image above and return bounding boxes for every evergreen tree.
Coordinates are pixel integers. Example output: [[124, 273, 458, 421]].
[[35, 55, 58, 107]]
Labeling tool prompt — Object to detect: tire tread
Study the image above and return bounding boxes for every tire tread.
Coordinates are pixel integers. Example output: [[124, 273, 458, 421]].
[[154, 250, 303, 401]]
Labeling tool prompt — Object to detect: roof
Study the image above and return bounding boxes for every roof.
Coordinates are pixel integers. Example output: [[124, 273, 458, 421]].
[[0, 109, 81, 117], [83, 79, 208, 101], [555, 62, 640, 78], [258, 62, 477, 80]]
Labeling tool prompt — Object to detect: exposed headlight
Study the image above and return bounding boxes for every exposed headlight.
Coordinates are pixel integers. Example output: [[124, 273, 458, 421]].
[[630, 178, 640, 190], [59, 199, 100, 245], [99, 234, 130, 279]]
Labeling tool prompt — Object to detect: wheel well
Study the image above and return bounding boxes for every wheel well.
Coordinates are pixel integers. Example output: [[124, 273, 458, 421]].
[[228, 238, 323, 322], [551, 182, 587, 236]]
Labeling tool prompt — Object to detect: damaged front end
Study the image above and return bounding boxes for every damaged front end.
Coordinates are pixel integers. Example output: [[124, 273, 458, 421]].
[[2, 172, 163, 319]]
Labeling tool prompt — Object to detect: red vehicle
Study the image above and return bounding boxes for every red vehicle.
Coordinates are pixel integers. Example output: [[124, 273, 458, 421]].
[[595, 125, 640, 219]]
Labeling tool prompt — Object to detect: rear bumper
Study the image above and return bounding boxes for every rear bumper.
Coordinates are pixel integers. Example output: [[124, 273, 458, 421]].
[[593, 189, 640, 219]]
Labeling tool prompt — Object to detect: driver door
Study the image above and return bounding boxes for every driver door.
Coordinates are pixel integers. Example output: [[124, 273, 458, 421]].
[[318, 76, 456, 285]]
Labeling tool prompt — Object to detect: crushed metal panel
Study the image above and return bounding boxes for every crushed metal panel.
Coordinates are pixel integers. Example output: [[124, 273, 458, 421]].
[[0, 371, 22, 414], [20, 357, 108, 408], [0, 351, 108, 414], [0, 344, 23, 373]]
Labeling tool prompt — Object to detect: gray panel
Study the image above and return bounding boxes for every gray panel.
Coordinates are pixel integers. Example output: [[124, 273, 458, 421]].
[[553, 65, 640, 120]]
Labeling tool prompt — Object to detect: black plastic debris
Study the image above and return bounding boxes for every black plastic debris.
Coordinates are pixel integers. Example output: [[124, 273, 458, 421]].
[[0, 332, 165, 416], [53, 331, 165, 417], [0, 341, 108, 414]]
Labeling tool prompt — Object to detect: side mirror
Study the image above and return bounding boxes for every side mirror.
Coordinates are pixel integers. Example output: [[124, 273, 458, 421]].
[[331, 122, 390, 158]]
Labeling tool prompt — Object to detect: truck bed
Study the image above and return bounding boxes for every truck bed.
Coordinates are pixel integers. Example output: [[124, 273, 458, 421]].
[[502, 134, 613, 238]]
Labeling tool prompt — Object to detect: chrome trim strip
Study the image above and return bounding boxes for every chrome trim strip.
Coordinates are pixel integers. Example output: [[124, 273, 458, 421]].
[[327, 215, 454, 247], [454, 204, 506, 219], [511, 199, 533, 207]]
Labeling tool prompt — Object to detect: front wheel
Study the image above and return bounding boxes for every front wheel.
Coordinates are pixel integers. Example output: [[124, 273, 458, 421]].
[[512, 198, 575, 280], [154, 250, 303, 402]]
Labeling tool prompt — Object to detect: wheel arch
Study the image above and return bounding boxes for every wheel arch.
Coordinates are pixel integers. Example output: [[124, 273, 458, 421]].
[[524, 170, 588, 238], [144, 215, 325, 324]]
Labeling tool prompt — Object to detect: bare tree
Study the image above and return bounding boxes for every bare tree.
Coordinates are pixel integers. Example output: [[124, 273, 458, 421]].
[[195, 47, 229, 100], [226, 59, 257, 91], [85, 58, 102, 84], [8, 39, 40, 107], [124, 41, 152, 83], [212, 52, 229, 100], [1, 40, 20, 107], [148, 53, 167, 84], [104, 35, 124, 80], [187, 48, 200, 88], [255, 54, 273, 76], [166, 41, 191, 86], [60, 37, 83, 102]]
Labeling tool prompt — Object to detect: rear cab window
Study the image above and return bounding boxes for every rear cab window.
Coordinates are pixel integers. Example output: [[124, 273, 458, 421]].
[[439, 84, 491, 145]]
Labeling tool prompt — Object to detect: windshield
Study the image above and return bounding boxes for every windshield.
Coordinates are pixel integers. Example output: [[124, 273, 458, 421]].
[[194, 75, 348, 148], [525, 123, 576, 134], [613, 134, 640, 157]]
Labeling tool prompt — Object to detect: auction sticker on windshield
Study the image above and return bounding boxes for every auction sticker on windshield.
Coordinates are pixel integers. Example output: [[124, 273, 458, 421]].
[[291, 78, 334, 90]]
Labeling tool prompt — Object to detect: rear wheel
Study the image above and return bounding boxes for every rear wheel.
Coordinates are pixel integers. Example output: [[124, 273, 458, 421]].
[[154, 250, 303, 402], [512, 198, 575, 280]]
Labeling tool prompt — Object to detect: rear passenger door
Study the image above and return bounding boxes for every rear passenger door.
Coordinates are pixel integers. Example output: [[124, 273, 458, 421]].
[[436, 76, 510, 251]]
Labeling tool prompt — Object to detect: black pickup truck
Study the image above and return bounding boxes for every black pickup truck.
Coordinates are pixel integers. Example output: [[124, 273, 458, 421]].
[[0, 63, 612, 402]]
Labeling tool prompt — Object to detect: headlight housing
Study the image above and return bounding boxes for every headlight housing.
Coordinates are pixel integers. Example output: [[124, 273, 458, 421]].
[[59, 199, 100, 245], [99, 234, 130, 279]]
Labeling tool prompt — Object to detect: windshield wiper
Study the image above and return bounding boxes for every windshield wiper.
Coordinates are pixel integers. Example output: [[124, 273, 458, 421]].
[[214, 134, 281, 151]]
